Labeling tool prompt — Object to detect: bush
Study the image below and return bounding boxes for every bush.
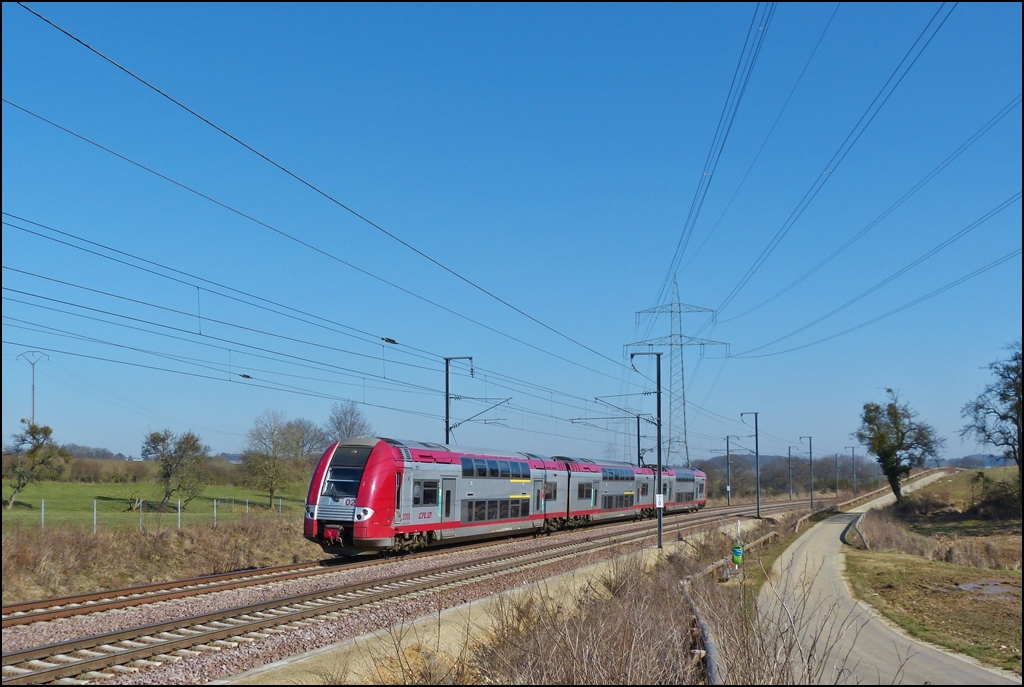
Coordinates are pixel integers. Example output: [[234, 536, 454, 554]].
[[860, 509, 934, 558]]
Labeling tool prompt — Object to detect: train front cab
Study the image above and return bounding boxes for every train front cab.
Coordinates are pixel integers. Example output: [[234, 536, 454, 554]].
[[304, 438, 399, 555]]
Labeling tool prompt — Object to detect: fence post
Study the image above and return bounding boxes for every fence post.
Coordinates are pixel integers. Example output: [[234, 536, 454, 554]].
[[214, 498, 217, 528], [139, 500, 144, 533], [93, 500, 97, 534], [41, 499, 45, 531], [178, 499, 181, 530], [246, 499, 249, 515], [278, 497, 282, 514]]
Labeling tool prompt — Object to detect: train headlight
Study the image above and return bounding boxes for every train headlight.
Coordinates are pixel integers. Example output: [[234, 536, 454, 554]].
[[304, 505, 315, 519], [354, 507, 374, 521]]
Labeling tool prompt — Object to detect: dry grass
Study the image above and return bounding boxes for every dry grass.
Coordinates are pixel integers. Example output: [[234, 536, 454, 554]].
[[846, 549, 1022, 674], [1, 516, 323, 603], [855, 481, 1021, 571], [859, 509, 934, 558], [339, 512, 872, 685]]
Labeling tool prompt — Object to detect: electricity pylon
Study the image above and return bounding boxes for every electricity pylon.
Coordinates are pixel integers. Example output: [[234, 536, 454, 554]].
[[631, 278, 726, 466]]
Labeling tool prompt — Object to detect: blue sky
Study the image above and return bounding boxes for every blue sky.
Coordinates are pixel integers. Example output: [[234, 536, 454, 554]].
[[2, 2, 1021, 464]]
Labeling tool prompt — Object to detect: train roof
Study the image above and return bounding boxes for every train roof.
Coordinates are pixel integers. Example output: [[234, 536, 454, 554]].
[[378, 438, 548, 462]]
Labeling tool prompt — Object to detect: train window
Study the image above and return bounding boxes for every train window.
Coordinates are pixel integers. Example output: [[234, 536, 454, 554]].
[[322, 467, 362, 499], [474, 501, 486, 521], [499, 500, 509, 519], [521, 500, 530, 517], [461, 458, 474, 478], [640, 483, 649, 497], [422, 481, 439, 506], [444, 490, 452, 518], [544, 482, 557, 501], [509, 462, 520, 479], [412, 481, 422, 506], [510, 500, 520, 518], [487, 500, 499, 520], [577, 482, 592, 500], [499, 461, 511, 478], [474, 459, 488, 478], [487, 460, 499, 478]]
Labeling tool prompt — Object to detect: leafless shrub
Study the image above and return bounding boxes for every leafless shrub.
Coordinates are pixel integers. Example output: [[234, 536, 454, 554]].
[[860, 509, 933, 558], [358, 594, 480, 685], [932, 537, 1002, 569], [471, 560, 700, 685], [688, 558, 873, 685]]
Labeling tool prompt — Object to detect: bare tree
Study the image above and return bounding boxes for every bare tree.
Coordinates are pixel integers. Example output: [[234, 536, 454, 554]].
[[285, 417, 329, 468], [142, 428, 209, 510], [323, 400, 373, 444], [853, 389, 943, 503], [244, 409, 318, 508], [3, 420, 70, 509], [961, 340, 1021, 495]]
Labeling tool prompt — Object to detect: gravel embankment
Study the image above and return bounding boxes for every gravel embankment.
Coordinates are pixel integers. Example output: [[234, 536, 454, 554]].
[[3, 516, 677, 674], [111, 531, 657, 685]]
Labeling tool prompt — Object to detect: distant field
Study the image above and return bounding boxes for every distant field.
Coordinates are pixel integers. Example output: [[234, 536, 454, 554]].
[[2, 480, 308, 532]]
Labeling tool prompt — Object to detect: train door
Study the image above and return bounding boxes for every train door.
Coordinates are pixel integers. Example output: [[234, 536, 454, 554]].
[[533, 478, 544, 517], [393, 473, 403, 524], [439, 477, 456, 538]]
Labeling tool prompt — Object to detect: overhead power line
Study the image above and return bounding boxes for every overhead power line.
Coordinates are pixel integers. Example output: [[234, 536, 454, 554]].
[[651, 1, 777, 310], [710, 2, 958, 319], [682, 2, 842, 272], [720, 92, 1022, 323], [734, 190, 1021, 355], [732, 246, 1022, 359], [1, 100, 646, 387], [3, 212, 639, 414], [17, 1, 632, 375]]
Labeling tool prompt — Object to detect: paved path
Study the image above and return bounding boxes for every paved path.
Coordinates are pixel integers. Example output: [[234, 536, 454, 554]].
[[760, 473, 1020, 685]]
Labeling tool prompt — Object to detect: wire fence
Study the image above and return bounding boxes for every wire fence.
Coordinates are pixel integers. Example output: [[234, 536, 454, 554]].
[[1, 496, 303, 534]]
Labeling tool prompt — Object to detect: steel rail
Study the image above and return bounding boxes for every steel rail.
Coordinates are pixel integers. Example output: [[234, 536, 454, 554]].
[[2, 496, 828, 628]]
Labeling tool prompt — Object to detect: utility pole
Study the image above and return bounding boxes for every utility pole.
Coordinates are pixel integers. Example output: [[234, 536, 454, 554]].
[[801, 436, 813, 510], [788, 446, 796, 501], [725, 435, 740, 506], [633, 288, 725, 467], [630, 413, 638, 466], [631, 351, 663, 549], [18, 351, 48, 425], [835, 453, 840, 497], [444, 356, 473, 444], [741, 412, 760, 518], [846, 446, 857, 494]]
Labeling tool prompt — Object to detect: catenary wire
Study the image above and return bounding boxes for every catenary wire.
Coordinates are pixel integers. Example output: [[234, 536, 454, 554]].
[[16, 2, 635, 376], [1, 99, 648, 387]]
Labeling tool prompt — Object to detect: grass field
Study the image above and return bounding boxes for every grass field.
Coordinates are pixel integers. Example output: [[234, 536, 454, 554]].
[[2, 480, 308, 532], [845, 549, 1022, 674]]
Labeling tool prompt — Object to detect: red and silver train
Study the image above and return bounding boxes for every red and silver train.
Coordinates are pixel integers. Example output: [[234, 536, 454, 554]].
[[304, 437, 706, 555]]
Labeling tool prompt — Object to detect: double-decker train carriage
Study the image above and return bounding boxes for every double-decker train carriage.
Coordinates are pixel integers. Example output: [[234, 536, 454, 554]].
[[304, 437, 706, 555]]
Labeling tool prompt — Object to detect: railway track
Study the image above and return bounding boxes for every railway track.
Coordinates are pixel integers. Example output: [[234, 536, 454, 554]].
[[1, 497, 831, 630], [2, 498, 831, 685]]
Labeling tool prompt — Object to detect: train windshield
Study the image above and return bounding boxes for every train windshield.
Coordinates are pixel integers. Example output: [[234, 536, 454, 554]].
[[322, 467, 362, 498], [321, 446, 373, 499]]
